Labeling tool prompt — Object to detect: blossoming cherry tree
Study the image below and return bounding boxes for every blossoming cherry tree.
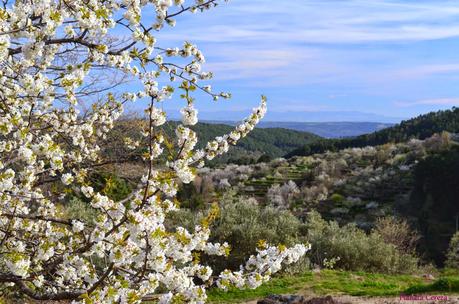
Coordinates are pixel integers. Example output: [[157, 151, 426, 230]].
[[0, 0, 309, 302]]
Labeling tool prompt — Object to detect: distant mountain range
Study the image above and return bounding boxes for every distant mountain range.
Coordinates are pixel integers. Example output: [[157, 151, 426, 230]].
[[164, 109, 401, 138], [202, 121, 393, 138], [262, 110, 404, 124], [180, 110, 405, 124], [164, 109, 405, 124]]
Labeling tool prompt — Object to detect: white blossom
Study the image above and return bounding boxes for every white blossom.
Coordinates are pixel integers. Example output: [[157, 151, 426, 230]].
[[61, 173, 74, 185], [72, 220, 85, 233], [180, 105, 198, 126]]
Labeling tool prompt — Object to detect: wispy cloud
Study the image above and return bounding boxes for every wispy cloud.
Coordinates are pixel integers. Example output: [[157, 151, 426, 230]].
[[266, 100, 332, 112], [395, 98, 459, 107], [155, 0, 459, 86], [393, 64, 459, 79], [151, 1, 459, 118], [160, 0, 459, 44], [202, 47, 352, 86], [204, 49, 314, 80]]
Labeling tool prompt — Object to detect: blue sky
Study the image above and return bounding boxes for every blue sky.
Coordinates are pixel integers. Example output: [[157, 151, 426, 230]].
[[135, 0, 459, 122]]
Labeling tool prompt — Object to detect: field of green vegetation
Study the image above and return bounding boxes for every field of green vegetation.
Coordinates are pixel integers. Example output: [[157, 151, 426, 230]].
[[208, 269, 459, 303]]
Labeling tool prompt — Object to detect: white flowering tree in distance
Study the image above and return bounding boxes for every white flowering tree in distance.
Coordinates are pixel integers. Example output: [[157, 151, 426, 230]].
[[0, 0, 309, 302]]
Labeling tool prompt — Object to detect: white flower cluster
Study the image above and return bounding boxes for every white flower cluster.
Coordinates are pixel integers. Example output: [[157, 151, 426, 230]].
[[181, 105, 198, 126], [191, 96, 268, 163], [217, 243, 310, 290], [0, 0, 306, 303]]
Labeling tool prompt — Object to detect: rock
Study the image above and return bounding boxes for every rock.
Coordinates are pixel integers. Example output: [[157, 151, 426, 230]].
[[312, 267, 321, 274], [306, 296, 341, 304], [365, 201, 379, 209], [356, 221, 373, 230], [257, 295, 305, 304], [368, 208, 386, 217], [257, 295, 343, 304], [422, 273, 435, 280]]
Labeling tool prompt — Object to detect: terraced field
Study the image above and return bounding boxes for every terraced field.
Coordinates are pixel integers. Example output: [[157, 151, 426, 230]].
[[242, 162, 311, 198]]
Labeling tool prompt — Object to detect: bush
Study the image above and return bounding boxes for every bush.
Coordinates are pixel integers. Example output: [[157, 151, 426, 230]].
[[330, 193, 345, 203], [446, 232, 459, 269], [89, 172, 132, 201], [211, 195, 305, 271], [374, 216, 420, 253], [168, 191, 306, 273], [176, 182, 206, 210], [305, 211, 419, 274], [64, 196, 99, 224]]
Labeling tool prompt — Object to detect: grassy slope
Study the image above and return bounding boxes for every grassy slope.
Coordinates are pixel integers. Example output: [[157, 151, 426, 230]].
[[208, 270, 459, 303]]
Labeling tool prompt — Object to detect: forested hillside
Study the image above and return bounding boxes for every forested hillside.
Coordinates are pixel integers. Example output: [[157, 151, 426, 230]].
[[287, 107, 459, 157], [191, 123, 319, 163], [103, 120, 319, 165]]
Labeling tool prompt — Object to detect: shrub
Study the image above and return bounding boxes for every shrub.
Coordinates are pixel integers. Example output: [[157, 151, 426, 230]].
[[330, 193, 345, 203], [89, 172, 132, 201], [211, 196, 305, 271], [446, 232, 459, 269], [176, 182, 207, 210], [169, 192, 307, 273], [305, 211, 419, 274], [64, 196, 99, 224], [374, 216, 420, 253]]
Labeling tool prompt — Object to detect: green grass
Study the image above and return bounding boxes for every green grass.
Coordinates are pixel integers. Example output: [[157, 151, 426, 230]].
[[311, 271, 423, 296], [405, 277, 459, 294], [207, 273, 313, 303], [208, 270, 459, 303]]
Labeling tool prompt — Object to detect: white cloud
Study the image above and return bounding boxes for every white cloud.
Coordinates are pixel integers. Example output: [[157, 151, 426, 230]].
[[393, 64, 459, 79]]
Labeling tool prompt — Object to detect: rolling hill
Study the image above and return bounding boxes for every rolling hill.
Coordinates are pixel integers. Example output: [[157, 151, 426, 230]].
[[103, 120, 320, 166]]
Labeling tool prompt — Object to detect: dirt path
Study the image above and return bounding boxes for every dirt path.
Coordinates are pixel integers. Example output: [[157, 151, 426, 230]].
[[243, 294, 459, 304], [329, 295, 459, 304]]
